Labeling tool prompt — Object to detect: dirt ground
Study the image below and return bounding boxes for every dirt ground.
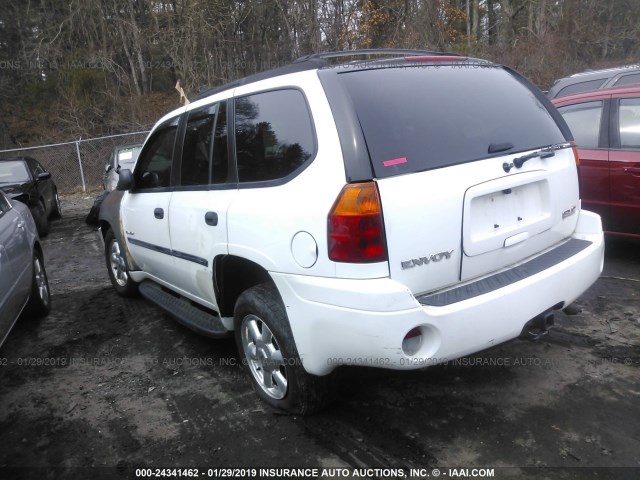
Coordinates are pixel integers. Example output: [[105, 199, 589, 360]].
[[0, 193, 638, 480]]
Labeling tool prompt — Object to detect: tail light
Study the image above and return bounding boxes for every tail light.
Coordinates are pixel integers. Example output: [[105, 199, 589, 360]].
[[571, 141, 582, 192], [328, 182, 387, 263]]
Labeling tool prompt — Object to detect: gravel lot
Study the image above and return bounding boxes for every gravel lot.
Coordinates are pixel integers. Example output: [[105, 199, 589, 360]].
[[0, 193, 638, 480]]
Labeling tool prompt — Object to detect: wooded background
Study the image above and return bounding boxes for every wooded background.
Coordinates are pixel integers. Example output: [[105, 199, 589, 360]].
[[1, 0, 639, 147]]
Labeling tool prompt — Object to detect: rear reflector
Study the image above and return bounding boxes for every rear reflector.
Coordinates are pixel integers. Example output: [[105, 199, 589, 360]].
[[328, 182, 387, 263]]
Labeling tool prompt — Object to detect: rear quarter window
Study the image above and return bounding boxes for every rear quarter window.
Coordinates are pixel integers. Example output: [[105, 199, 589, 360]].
[[234, 89, 315, 184], [339, 65, 565, 178]]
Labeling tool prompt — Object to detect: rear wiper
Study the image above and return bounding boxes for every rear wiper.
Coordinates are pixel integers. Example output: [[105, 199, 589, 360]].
[[503, 146, 556, 173]]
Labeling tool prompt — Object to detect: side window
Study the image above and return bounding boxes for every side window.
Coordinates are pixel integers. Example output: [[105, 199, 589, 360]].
[[613, 73, 640, 88], [557, 79, 605, 98], [181, 105, 216, 186], [558, 101, 603, 149], [35, 161, 46, 175], [618, 98, 640, 148], [135, 118, 178, 189], [180, 102, 229, 186], [234, 89, 314, 183], [25, 159, 39, 177]]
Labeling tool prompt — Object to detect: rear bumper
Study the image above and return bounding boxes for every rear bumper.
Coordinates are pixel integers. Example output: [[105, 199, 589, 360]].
[[272, 210, 604, 376]]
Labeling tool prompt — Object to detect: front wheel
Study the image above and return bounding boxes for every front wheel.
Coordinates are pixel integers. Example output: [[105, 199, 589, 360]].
[[24, 251, 51, 317], [234, 283, 333, 415], [104, 229, 138, 296], [51, 190, 62, 219], [32, 201, 50, 237]]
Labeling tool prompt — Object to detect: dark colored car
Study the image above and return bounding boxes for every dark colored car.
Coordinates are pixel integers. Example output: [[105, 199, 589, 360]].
[[0, 190, 51, 347], [547, 65, 640, 99], [553, 85, 640, 237], [0, 157, 61, 236]]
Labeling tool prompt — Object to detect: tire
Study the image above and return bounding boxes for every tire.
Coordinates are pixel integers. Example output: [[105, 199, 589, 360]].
[[24, 251, 51, 318], [234, 283, 333, 415], [51, 190, 62, 219], [104, 229, 138, 297], [32, 201, 50, 237]]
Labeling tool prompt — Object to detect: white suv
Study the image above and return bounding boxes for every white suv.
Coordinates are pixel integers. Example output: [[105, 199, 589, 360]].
[[99, 50, 605, 414]]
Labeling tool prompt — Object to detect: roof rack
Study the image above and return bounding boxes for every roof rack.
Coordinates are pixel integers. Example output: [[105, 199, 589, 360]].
[[294, 49, 459, 63], [193, 49, 463, 102]]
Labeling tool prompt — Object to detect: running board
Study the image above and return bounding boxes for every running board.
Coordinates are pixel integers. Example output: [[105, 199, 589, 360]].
[[139, 280, 231, 339]]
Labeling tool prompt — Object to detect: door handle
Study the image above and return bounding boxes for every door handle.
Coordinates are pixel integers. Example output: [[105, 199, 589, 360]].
[[205, 211, 218, 226], [154, 208, 164, 219], [623, 167, 640, 176]]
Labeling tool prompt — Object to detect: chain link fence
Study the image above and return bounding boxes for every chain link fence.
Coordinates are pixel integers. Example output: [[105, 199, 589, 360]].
[[0, 132, 150, 194]]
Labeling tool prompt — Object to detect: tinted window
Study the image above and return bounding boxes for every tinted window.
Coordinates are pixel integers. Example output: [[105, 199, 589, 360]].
[[135, 118, 178, 189], [613, 73, 640, 87], [556, 79, 606, 98], [212, 102, 228, 184], [557, 101, 603, 149], [340, 66, 566, 178], [235, 89, 314, 183], [618, 98, 640, 148], [181, 105, 216, 186]]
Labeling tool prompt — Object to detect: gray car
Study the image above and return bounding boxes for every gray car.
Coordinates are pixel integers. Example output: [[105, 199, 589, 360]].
[[547, 64, 640, 99], [103, 144, 142, 191], [0, 190, 51, 347]]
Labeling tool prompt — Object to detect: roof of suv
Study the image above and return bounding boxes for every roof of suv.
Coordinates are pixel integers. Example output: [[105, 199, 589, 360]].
[[193, 49, 493, 101], [547, 65, 640, 99]]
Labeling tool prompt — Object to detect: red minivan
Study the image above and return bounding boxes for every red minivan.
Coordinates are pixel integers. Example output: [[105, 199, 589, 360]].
[[553, 86, 640, 237]]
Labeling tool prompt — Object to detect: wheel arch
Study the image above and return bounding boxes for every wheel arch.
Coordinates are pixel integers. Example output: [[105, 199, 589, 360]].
[[214, 255, 273, 317]]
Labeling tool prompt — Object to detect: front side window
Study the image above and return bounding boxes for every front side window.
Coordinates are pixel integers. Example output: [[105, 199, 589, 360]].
[[235, 89, 314, 183], [558, 101, 603, 149], [618, 98, 640, 148], [135, 118, 178, 189]]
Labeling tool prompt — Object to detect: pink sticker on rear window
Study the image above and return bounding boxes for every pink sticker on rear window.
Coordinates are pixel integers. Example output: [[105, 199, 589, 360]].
[[383, 157, 408, 167]]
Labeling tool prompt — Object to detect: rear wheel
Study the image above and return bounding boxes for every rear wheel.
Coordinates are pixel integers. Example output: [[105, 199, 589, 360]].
[[24, 251, 51, 317], [104, 229, 138, 296], [234, 283, 333, 415]]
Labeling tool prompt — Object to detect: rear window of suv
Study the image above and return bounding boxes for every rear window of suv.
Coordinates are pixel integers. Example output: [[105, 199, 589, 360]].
[[339, 65, 566, 178]]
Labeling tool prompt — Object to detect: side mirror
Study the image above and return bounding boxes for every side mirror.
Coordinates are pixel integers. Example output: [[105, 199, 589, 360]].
[[37, 172, 52, 181], [116, 169, 134, 191], [105, 164, 113, 173]]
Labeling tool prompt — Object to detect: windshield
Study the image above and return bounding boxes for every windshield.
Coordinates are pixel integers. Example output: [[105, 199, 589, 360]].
[[0, 161, 31, 184]]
